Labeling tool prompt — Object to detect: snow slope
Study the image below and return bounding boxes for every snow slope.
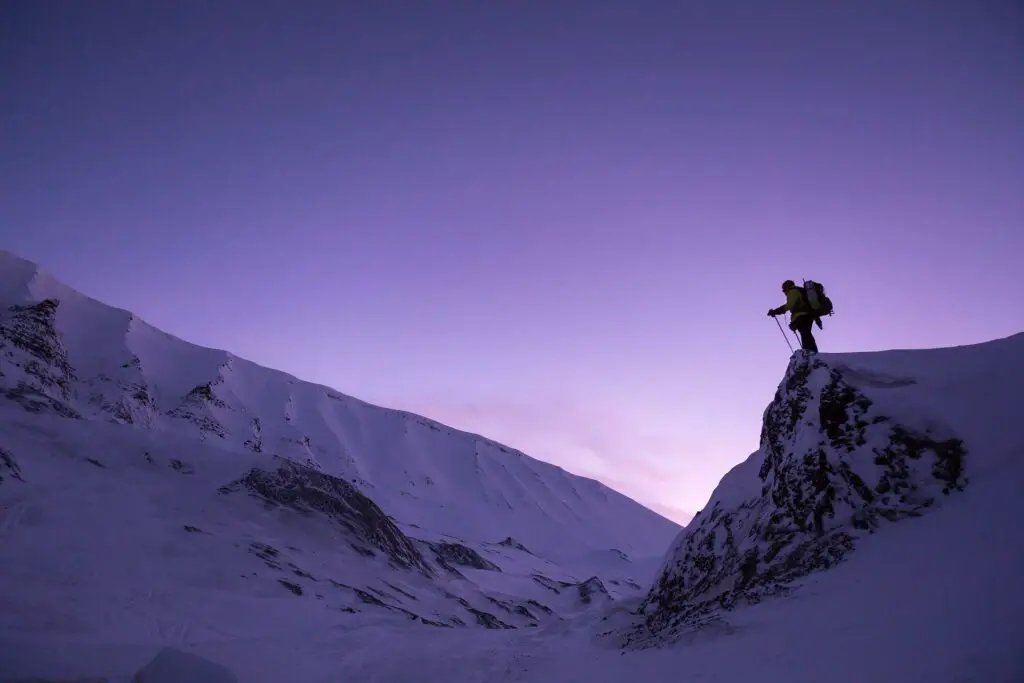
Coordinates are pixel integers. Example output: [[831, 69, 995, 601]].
[[0, 401, 657, 671], [1, 246, 1021, 682], [0, 250, 680, 559]]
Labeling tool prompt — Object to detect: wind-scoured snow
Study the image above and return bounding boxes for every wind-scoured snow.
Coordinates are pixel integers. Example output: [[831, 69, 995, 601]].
[[0, 249, 1021, 683]]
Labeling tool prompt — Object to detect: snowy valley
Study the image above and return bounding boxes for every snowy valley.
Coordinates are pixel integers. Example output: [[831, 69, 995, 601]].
[[1, 250, 1022, 682]]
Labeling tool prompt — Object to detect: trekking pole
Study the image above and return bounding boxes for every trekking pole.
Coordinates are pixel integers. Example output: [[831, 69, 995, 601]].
[[774, 317, 794, 352]]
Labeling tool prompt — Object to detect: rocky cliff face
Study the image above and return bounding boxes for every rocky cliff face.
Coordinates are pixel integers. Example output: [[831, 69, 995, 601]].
[[0, 299, 79, 418], [629, 350, 968, 648], [219, 457, 433, 575]]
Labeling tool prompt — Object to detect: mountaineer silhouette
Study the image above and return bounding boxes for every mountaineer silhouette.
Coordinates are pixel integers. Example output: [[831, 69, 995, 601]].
[[768, 279, 833, 353]]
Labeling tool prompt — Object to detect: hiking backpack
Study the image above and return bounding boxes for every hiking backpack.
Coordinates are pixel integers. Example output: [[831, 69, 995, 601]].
[[801, 280, 834, 318]]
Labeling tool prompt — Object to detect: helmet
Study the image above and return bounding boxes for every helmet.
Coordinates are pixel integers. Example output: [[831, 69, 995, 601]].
[[781, 279, 796, 291]]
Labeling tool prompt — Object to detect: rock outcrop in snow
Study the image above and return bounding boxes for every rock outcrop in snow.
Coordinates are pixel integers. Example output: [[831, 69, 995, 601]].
[[219, 457, 433, 575], [0, 299, 79, 418], [629, 349, 970, 647], [0, 446, 23, 488], [430, 541, 502, 572]]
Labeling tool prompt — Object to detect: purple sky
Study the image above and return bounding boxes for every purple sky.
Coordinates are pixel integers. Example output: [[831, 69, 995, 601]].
[[2, 1, 1022, 522]]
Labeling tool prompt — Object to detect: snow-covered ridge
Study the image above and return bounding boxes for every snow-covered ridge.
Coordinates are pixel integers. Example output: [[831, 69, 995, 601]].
[[0, 250, 679, 558], [625, 332, 1024, 647], [2, 248, 1022, 681]]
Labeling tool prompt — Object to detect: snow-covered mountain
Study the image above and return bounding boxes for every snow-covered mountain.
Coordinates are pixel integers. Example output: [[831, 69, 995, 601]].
[[0, 249, 679, 562], [0, 249, 682, 676], [2, 247, 1022, 682]]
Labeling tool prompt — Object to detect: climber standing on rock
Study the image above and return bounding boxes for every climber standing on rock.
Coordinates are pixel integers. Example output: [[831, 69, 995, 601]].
[[768, 279, 829, 353]]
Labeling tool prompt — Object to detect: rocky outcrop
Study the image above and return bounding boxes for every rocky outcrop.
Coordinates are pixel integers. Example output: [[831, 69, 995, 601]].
[[219, 457, 432, 575], [496, 536, 532, 553], [430, 541, 501, 572], [531, 574, 573, 594], [86, 356, 157, 426], [630, 351, 968, 648], [244, 416, 264, 453], [0, 299, 79, 417], [0, 446, 24, 487], [167, 378, 229, 438], [577, 576, 611, 605]]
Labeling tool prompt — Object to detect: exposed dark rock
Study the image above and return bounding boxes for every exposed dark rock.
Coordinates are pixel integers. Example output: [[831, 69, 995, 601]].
[[4, 382, 81, 418], [251, 541, 279, 557], [278, 579, 303, 595], [354, 587, 387, 607], [185, 382, 222, 405], [95, 394, 137, 424], [486, 596, 514, 613], [632, 351, 970, 648], [0, 447, 24, 487], [249, 542, 282, 570], [526, 599, 554, 615], [496, 536, 532, 554], [440, 591, 523, 628], [368, 586, 394, 600], [385, 582, 418, 601], [289, 563, 316, 580], [167, 379, 228, 438], [443, 591, 474, 610], [85, 457, 105, 468], [334, 581, 435, 624], [531, 574, 574, 594], [169, 459, 195, 475], [513, 605, 535, 619], [0, 298, 86, 419], [87, 358, 155, 426], [577, 576, 610, 605], [220, 457, 431, 575], [183, 525, 203, 533], [350, 543, 376, 557], [430, 541, 501, 572], [244, 417, 264, 453], [466, 607, 515, 630]]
